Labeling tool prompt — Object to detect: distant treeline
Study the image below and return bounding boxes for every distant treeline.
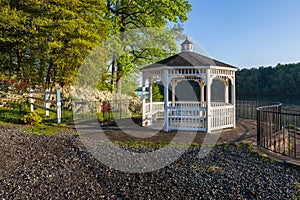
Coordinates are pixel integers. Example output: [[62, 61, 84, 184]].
[[236, 63, 300, 100]]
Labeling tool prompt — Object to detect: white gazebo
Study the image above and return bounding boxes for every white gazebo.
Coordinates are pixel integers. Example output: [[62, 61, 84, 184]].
[[140, 38, 238, 133]]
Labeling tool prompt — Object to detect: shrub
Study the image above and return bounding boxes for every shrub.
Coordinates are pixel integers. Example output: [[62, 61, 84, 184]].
[[23, 112, 42, 125], [129, 98, 142, 114]]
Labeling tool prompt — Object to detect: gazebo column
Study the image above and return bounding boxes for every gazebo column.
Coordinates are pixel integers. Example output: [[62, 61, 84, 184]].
[[170, 79, 179, 106], [206, 70, 212, 133], [149, 78, 153, 125], [164, 69, 169, 132], [194, 79, 205, 106], [142, 76, 147, 126], [224, 78, 229, 104], [200, 81, 205, 106]]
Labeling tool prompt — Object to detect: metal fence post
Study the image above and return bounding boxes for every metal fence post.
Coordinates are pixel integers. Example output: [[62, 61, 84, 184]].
[[257, 108, 260, 146]]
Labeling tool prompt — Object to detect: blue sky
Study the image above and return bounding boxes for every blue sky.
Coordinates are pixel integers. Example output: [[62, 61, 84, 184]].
[[183, 0, 300, 69]]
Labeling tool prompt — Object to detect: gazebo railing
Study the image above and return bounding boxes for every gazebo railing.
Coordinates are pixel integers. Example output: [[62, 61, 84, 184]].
[[211, 102, 232, 107], [174, 101, 206, 107], [168, 106, 207, 131], [211, 105, 235, 130], [144, 101, 235, 131]]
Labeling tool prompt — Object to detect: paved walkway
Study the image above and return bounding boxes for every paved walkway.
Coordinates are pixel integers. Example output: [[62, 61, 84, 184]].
[[216, 119, 257, 144], [73, 118, 300, 166], [96, 118, 257, 144]]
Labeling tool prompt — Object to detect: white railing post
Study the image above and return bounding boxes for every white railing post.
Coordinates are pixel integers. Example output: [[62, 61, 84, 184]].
[[56, 89, 61, 123], [45, 90, 49, 116], [142, 77, 147, 126], [30, 89, 34, 112], [163, 69, 169, 132], [149, 80, 153, 125], [206, 69, 212, 133]]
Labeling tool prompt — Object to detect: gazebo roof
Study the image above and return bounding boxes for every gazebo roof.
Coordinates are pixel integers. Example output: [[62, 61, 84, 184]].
[[140, 51, 237, 71]]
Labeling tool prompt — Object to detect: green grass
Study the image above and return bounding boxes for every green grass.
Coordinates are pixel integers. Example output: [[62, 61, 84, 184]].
[[292, 181, 300, 189], [111, 141, 202, 148], [239, 142, 275, 162], [0, 106, 29, 123], [77, 140, 203, 148], [285, 124, 300, 131], [192, 164, 225, 174], [0, 102, 75, 134], [23, 123, 72, 135], [291, 181, 300, 200], [0, 121, 11, 125]]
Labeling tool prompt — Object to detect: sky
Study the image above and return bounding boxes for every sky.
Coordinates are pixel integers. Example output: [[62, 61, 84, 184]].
[[183, 0, 300, 69]]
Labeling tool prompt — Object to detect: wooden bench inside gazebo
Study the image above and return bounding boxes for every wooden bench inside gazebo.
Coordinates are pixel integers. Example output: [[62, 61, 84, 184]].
[[140, 38, 238, 133]]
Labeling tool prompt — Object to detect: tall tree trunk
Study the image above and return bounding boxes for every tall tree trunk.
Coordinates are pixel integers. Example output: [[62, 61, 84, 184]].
[[39, 61, 46, 89], [116, 75, 122, 94], [16, 49, 24, 82], [46, 60, 53, 90], [110, 59, 116, 92], [115, 17, 126, 93]]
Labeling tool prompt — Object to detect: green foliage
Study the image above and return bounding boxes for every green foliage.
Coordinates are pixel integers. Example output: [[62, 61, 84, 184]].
[[0, 0, 109, 90], [22, 112, 42, 125], [106, 0, 191, 92], [152, 84, 163, 102], [237, 63, 300, 101], [121, 72, 140, 97], [0, 0, 192, 95]]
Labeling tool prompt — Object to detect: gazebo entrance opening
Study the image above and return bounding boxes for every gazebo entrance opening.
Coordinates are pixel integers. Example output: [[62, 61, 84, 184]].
[[140, 38, 237, 133]]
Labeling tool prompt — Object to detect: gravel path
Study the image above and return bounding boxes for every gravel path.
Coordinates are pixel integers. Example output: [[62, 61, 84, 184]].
[[0, 124, 299, 199]]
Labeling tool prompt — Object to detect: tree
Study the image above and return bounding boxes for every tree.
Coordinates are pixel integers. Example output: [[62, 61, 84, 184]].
[[236, 62, 300, 101], [105, 0, 191, 92], [152, 84, 163, 102], [0, 0, 109, 90]]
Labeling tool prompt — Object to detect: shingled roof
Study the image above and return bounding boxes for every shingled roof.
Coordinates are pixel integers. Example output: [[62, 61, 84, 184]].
[[140, 51, 237, 71], [181, 37, 193, 45]]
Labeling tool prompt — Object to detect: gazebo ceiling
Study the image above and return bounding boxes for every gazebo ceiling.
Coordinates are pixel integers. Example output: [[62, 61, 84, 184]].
[[140, 51, 237, 71]]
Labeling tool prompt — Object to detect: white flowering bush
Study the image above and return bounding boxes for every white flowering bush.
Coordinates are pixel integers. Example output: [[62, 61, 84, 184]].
[[0, 79, 26, 104], [129, 97, 142, 114], [69, 85, 142, 117]]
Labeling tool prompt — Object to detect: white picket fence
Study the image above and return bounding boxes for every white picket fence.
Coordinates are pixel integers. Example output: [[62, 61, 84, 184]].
[[30, 90, 61, 123]]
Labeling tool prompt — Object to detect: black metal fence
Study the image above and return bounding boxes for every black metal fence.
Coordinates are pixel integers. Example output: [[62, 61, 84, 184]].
[[236, 100, 281, 120], [70, 99, 141, 123], [257, 103, 300, 160]]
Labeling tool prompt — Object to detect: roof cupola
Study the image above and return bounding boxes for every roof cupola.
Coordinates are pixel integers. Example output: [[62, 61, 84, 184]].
[[181, 37, 193, 52]]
